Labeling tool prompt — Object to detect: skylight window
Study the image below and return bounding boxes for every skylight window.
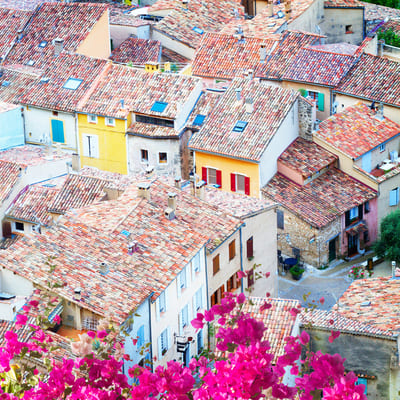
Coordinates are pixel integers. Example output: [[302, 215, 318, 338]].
[[151, 101, 168, 113], [232, 120, 248, 132], [27, 60, 35, 66], [1, 81, 10, 87], [38, 41, 48, 48], [63, 78, 83, 90], [193, 114, 206, 126], [192, 27, 204, 34]]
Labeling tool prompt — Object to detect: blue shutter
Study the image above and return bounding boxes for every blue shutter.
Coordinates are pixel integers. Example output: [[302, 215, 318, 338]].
[[362, 152, 372, 173], [137, 325, 145, 348], [159, 291, 166, 313], [317, 92, 325, 111], [390, 188, 398, 206], [51, 119, 65, 143], [158, 334, 162, 359], [355, 377, 367, 395]]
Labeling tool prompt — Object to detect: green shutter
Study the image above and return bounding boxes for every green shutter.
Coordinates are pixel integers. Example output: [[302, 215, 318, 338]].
[[317, 92, 325, 111], [298, 88, 308, 97]]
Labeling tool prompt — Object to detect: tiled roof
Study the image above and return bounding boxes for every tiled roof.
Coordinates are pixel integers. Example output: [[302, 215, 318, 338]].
[[316, 102, 400, 159], [19, 54, 107, 113], [189, 78, 299, 162], [77, 63, 200, 119], [256, 31, 322, 80], [153, 0, 244, 50], [0, 144, 70, 166], [127, 121, 178, 138], [377, 19, 400, 35], [0, 65, 40, 104], [110, 37, 161, 64], [5, 183, 60, 226], [0, 101, 18, 113], [262, 167, 377, 228], [0, 0, 44, 10], [192, 33, 277, 79], [48, 174, 109, 215], [242, 297, 300, 362], [361, 2, 400, 21], [282, 48, 357, 86], [0, 8, 32, 57], [5, 2, 108, 65], [337, 277, 400, 334], [161, 47, 191, 64], [308, 42, 359, 55], [79, 167, 132, 191], [301, 309, 394, 338], [185, 90, 222, 130], [0, 160, 23, 204], [324, 0, 364, 8], [278, 137, 338, 178], [334, 53, 400, 107]]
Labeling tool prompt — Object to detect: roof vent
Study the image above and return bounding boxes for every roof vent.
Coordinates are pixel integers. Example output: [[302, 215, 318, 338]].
[[174, 176, 182, 189], [100, 262, 109, 275], [247, 69, 254, 80], [245, 97, 254, 113], [40, 77, 50, 84], [137, 182, 151, 200], [165, 207, 176, 220], [17, 29, 23, 41], [74, 287, 81, 301], [128, 241, 139, 255]]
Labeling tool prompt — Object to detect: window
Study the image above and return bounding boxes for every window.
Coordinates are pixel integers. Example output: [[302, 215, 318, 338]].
[[380, 143, 385, 152], [141, 149, 149, 162], [51, 119, 64, 143], [179, 268, 187, 290], [345, 25, 353, 34], [159, 291, 166, 313], [307, 90, 324, 112], [229, 240, 236, 261], [213, 254, 220, 275], [151, 101, 168, 113], [192, 26, 204, 34], [27, 60, 35, 66], [82, 134, 99, 158], [364, 201, 370, 214], [232, 120, 248, 133], [211, 285, 224, 306], [87, 114, 97, 124], [38, 40, 47, 48], [192, 253, 201, 275], [106, 117, 115, 126], [63, 78, 82, 90], [1, 81, 10, 87], [277, 209, 284, 229], [197, 329, 204, 354], [227, 272, 239, 292], [180, 305, 189, 334], [136, 114, 174, 127], [193, 114, 206, 126], [202, 167, 222, 187], [14, 222, 24, 232], [349, 206, 358, 220], [390, 188, 399, 206], [159, 152, 167, 164], [230, 173, 250, 195], [52, 111, 58, 116], [194, 287, 203, 312], [247, 237, 254, 259], [247, 269, 254, 287], [355, 377, 367, 395], [158, 328, 169, 358]]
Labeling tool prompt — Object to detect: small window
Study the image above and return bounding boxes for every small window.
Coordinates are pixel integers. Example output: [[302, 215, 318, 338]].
[[106, 117, 115, 126], [179, 269, 187, 290], [364, 201, 370, 214], [247, 237, 253, 259], [232, 120, 248, 133], [159, 329, 169, 357], [193, 114, 206, 126], [277, 209, 284, 229], [159, 291, 166, 313], [349, 206, 358, 220], [208, 168, 217, 185], [63, 78, 83, 90], [14, 222, 24, 232], [87, 114, 97, 124], [38, 40, 47, 48], [151, 101, 168, 113], [380, 143, 385, 152], [159, 152, 167, 164], [194, 287, 203, 311], [137, 325, 145, 348], [236, 174, 246, 193], [52, 111, 58, 117], [180, 305, 189, 333], [82, 134, 99, 158], [211, 285, 224, 306], [227, 272, 239, 292], [229, 240, 236, 261], [1, 81, 10, 87], [192, 253, 201, 274], [345, 25, 353, 34], [141, 149, 148, 162], [213, 254, 220, 275]]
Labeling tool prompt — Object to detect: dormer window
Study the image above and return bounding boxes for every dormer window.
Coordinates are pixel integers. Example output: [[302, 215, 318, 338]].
[[63, 78, 82, 90], [38, 41, 48, 48], [151, 101, 168, 113], [232, 120, 247, 133]]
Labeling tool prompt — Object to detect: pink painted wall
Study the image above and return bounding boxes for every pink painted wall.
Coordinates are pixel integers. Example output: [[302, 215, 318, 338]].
[[277, 160, 304, 185]]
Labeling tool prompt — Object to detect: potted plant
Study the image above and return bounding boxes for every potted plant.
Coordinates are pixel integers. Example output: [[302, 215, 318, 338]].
[[290, 264, 304, 280]]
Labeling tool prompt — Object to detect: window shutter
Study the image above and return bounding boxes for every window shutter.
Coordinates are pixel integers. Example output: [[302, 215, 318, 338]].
[[82, 135, 90, 157], [137, 325, 145, 348], [177, 275, 182, 297], [202, 167, 207, 184], [345, 210, 350, 226], [156, 297, 160, 321], [247, 237, 253, 258], [358, 204, 363, 220], [216, 170, 222, 187], [185, 265, 190, 288], [277, 209, 284, 229], [390, 188, 399, 206], [244, 176, 250, 195], [164, 286, 169, 312], [317, 92, 324, 111], [167, 327, 171, 350], [230, 173, 236, 192], [158, 334, 162, 360]]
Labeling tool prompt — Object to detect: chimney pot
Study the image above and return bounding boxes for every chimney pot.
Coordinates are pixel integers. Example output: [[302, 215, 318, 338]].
[[260, 44, 267, 62], [245, 97, 254, 113], [174, 176, 182, 189], [168, 192, 177, 211], [145, 165, 154, 177], [74, 287, 81, 301], [138, 182, 151, 200], [100, 262, 109, 275], [195, 181, 205, 200], [54, 38, 64, 56]]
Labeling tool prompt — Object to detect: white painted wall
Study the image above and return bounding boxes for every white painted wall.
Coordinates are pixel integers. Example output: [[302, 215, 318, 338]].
[[151, 29, 195, 60], [0, 268, 33, 296], [24, 107, 78, 151], [150, 248, 208, 367], [175, 81, 202, 131], [0, 296, 26, 321], [259, 102, 299, 187], [110, 25, 140, 48]]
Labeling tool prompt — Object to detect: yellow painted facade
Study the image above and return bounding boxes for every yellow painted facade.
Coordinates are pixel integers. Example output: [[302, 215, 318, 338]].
[[78, 113, 130, 174], [195, 151, 260, 197]]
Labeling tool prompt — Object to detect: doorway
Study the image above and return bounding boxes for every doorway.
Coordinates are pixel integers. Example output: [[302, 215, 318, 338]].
[[329, 238, 336, 262], [348, 233, 358, 257]]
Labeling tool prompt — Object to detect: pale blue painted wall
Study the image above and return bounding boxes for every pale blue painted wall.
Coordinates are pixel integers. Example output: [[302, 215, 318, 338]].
[[0, 107, 24, 150]]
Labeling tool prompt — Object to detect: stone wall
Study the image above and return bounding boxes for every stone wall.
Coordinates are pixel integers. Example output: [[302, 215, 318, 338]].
[[180, 128, 193, 180], [298, 97, 313, 141]]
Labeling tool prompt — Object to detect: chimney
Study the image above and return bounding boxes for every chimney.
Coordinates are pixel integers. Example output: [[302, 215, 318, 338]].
[[145, 165, 154, 177], [74, 287, 81, 301], [195, 180, 205, 200], [137, 182, 151, 200], [120, 99, 125, 109], [376, 102, 384, 120], [100, 262, 109, 275], [284, 0, 292, 20], [168, 192, 177, 211], [378, 39, 385, 57], [174, 176, 182, 189], [268, 0, 273, 17], [260, 44, 267, 63], [54, 38, 64, 56], [247, 69, 254, 80], [182, 0, 188, 9], [235, 87, 242, 101], [17, 29, 23, 41], [245, 97, 254, 113], [71, 153, 80, 171]]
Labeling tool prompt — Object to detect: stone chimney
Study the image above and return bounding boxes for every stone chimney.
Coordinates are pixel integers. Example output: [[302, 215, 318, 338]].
[[174, 176, 182, 189], [260, 44, 267, 63], [168, 192, 177, 212], [245, 97, 254, 113], [137, 182, 151, 200], [195, 180, 205, 201], [54, 38, 64, 56]]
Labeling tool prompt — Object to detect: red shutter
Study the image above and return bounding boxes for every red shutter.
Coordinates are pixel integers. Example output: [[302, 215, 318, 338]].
[[202, 167, 207, 184], [230, 173, 236, 192], [246, 237, 253, 258], [216, 170, 222, 187], [244, 176, 250, 195]]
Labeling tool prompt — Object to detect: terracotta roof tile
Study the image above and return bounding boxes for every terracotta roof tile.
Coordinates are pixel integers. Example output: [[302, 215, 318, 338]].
[[0, 160, 23, 204], [308, 42, 359, 55], [316, 102, 400, 159], [242, 297, 300, 362], [278, 137, 338, 178], [189, 78, 299, 161], [338, 277, 400, 334], [161, 47, 191, 64], [361, 2, 400, 21], [77, 63, 200, 119], [324, 0, 364, 8], [110, 37, 161, 64], [334, 53, 400, 107], [127, 121, 178, 138], [0, 0, 44, 10], [263, 167, 377, 228], [185, 90, 222, 129]]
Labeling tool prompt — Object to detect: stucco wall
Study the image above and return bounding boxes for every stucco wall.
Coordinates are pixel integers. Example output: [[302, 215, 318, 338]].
[[288, 0, 324, 34], [321, 8, 364, 45], [1, 268, 33, 296], [110, 25, 140, 49], [151, 29, 195, 60], [379, 177, 400, 222], [0, 107, 24, 150]]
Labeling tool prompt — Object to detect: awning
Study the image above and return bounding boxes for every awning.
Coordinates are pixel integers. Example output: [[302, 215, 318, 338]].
[[346, 221, 368, 237]]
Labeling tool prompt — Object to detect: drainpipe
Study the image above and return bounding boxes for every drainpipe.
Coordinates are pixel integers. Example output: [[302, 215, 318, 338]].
[[239, 226, 244, 294], [148, 294, 154, 372]]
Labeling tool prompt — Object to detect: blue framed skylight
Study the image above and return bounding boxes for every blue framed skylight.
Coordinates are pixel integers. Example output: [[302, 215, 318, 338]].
[[192, 27, 204, 34], [38, 40, 48, 48], [63, 78, 83, 90], [1, 81, 10, 87], [151, 101, 168, 113], [27, 60, 35, 66], [232, 120, 248, 132], [193, 114, 206, 126]]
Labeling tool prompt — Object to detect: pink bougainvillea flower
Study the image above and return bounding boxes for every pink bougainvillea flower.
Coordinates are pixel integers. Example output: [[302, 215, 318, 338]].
[[328, 330, 341, 343], [237, 270, 246, 279], [319, 297, 325, 305], [260, 302, 272, 312], [299, 331, 310, 345]]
